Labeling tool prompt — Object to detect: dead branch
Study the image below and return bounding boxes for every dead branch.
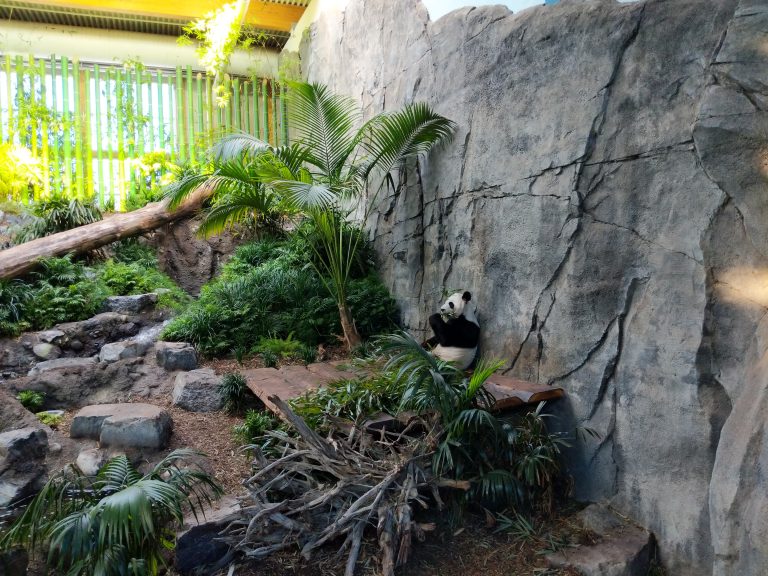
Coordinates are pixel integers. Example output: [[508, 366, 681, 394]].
[[221, 395, 461, 576]]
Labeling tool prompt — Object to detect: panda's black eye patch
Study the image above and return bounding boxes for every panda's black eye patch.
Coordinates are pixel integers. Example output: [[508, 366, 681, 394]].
[[449, 302, 454, 309]]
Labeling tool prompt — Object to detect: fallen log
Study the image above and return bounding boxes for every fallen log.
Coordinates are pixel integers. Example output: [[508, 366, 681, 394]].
[[0, 186, 211, 280]]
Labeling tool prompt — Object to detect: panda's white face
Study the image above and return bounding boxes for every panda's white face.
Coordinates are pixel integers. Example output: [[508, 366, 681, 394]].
[[440, 291, 471, 321]]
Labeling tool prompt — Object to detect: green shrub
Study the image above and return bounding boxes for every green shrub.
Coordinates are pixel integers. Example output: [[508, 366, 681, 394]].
[[14, 196, 102, 244], [36, 411, 62, 428], [253, 334, 304, 358], [218, 372, 250, 413], [0, 449, 221, 576], [233, 410, 279, 446], [161, 232, 396, 356], [261, 350, 278, 368], [16, 390, 45, 412], [289, 373, 402, 430], [0, 247, 185, 336]]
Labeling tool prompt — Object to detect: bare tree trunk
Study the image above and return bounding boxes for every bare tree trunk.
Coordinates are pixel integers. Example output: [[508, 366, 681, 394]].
[[0, 186, 210, 281], [339, 303, 362, 350]]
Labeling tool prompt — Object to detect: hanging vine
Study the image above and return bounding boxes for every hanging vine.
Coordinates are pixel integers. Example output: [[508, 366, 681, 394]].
[[178, 0, 256, 107]]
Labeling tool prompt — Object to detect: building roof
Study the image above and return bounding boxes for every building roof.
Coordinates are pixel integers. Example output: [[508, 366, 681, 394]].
[[0, 0, 309, 48]]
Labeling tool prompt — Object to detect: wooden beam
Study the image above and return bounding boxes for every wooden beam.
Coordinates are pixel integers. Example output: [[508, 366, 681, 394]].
[[17, 0, 306, 33]]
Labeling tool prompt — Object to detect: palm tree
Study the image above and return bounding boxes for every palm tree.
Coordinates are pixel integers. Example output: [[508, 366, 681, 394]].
[[167, 82, 455, 348], [0, 449, 222, 576]]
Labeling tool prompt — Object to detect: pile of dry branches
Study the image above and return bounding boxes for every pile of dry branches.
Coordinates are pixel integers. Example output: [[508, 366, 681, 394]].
[[220, 396, 466, 576]]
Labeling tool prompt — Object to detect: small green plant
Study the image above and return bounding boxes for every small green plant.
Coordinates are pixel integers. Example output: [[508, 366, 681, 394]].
[[299, 344, 317, 365], [36, 411, 62, 428], [16, 390, 44, 412], [218, 372, 250, 413], [253, 334, 304, 359], [14, 195, 102, 244], [233, 410, 279, 446], [288, 373, 402, 430], [261, 350, 278, 368], [0, 449, 222, 576]]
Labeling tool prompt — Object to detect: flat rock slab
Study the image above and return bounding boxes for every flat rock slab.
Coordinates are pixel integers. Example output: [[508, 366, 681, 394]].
[[102, 293, 158, 314], [99, 340, 149, 363], [483, 374, 564, 411], [28, 356, 97, 376], [71, 403, 172, 449], [243, 362, 358, 415], [546, 525, 653, 576]]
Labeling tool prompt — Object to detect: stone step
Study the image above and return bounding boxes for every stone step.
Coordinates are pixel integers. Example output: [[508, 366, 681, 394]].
[[70, 403, 172, 450]]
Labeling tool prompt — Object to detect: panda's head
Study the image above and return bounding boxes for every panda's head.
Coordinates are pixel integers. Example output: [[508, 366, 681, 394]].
[[440, 291, 472, 322]]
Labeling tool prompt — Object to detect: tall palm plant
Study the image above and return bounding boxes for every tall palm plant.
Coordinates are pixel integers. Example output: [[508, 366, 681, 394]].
[[168, 82, 455, 348], [0, 449, 222, 576]]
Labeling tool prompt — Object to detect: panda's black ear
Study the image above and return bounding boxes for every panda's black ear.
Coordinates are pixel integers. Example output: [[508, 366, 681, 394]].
[[462, 291, 471, 302]]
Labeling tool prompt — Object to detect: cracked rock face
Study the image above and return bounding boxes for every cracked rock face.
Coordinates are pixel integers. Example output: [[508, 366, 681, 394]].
[[303, 0, 768, 574]]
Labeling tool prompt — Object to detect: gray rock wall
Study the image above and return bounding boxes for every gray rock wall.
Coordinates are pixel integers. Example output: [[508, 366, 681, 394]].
[[301, 0, 768, 574]]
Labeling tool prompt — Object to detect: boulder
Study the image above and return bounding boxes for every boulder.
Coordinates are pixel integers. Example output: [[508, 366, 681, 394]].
[[156, 341, 197, 371], [31, 343, 60, 361], [0, 428, 47, 473], [76, 447, 109, 476], [98, 340, 149, 363], [37, 329, 65, 344], [0, 427, 48, 507], [102, 293, 158, 314], [55, 312, 140, 356], [28, 357, 97, 376], [0, 548, 28, 576], [18, 356, 151, 409], [71, 403, 172, 449], [175, 496, 239, 575], [172, 369, 222, 412]]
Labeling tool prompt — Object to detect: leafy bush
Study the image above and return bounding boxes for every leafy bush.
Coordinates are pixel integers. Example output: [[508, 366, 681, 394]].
[[16, 390, 45, 412], [0, 248, 186, 336], [233, 410, 280, 446], [289, 373, 402, 430], [13, 195, 102, 244], [0, 449, 222, 576], [36, 411, 62, 428], [218, 372, 251, 413], [161, 229, 396, 356], [376, 333, 570, 509]]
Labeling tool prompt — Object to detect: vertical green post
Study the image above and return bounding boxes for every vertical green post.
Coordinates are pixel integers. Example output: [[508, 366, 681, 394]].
[[262, 78, 269, 143], [135, 69, 144, 160], [252, 76, 260, 139], [195, 72, 204, 147], [72, 59, 84, 199], [156, 70, 165, 151], [39, 59, 49, 199], [61, 56, 72, 195], [105, 68, 114, 207], [166, 75, 175, 160], [115, 68, 125, 209], [93, 64, 103, 203], [243, 81, 250, 136], [281, 84, 288, 145], [28, 56, 37, 165], [49, 55, 60, 195], [5, 56, 13, 142], [232, 77, 241, 132], [272, 82, 279, 147], [205, 74, 214, 147], [84, 68, 94, 200], [175, 66, 184, 162], [14, 56, 23, 148], [222, 76, 231, 132], [186, 66, 194, 161], [126, 68, 136, 203]]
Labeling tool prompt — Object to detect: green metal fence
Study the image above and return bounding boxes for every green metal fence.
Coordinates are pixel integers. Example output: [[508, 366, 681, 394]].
[[1, 54, 288, 210]]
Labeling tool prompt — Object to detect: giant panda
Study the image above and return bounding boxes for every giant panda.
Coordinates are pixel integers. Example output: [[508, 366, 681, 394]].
[[424, 291, 480, 370]]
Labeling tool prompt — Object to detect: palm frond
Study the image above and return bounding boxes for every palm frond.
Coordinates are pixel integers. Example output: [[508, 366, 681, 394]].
[[212, 131, 271, 162], [363, 102, 455, 181], [163, 171, 217, 210], [287, 82, 360, 183]]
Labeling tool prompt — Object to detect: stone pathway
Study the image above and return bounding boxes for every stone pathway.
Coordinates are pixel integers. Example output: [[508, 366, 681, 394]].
[[244, 361, 564, 415]]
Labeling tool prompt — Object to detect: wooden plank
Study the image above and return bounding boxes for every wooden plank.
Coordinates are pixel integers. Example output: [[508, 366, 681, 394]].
[[483, 374, 564, 412]]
